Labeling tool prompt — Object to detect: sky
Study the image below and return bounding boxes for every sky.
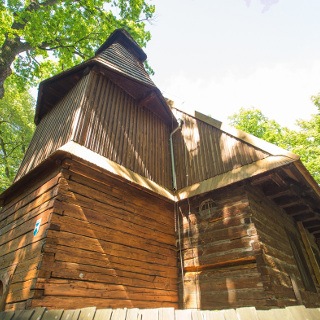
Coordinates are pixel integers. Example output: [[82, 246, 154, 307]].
[[144, 0, 320, 128]]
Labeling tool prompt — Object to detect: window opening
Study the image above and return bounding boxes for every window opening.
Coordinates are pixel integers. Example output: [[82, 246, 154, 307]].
[[199, 199, 219, 220]]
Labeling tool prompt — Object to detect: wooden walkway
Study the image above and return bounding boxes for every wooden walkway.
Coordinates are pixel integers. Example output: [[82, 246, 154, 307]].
[[1, 306, 320, 320]]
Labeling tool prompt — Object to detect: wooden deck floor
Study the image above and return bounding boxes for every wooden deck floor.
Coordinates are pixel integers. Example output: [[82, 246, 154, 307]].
[[1, 306, 320, 320]]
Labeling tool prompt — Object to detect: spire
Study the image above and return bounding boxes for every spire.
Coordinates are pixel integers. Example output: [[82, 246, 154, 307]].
[[95, 29, 147, 62]]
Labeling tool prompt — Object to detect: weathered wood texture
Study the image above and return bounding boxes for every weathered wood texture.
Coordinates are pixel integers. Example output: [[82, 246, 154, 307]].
[[0, 169, 61, 310], [172, 110, 270, 190], [178, 186, 268, 309], [247, 187, 320, 308], [14, 75, 90, 182], [2, 305, 320, 320], [16, 70, 172, 189], [178, 185, 320, 310], [73, 71, 172, 189], [30, 157, 178, 310]]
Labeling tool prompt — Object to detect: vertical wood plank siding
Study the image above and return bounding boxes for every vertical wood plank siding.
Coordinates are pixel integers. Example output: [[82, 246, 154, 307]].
[[31, 158, 178, 310], [14, 75, 90, 182], [0, 170, 61, 310], [173, 111, 270, 189], [74, 71, 172, 189], [14, 71, 172, 189]]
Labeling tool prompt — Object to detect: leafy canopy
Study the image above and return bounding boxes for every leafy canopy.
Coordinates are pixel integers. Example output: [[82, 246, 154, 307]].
[[0, 0, 155, 191], [0, 77, 35, 192], [0, 0, 155, 96], [228, 105, 320, 184]]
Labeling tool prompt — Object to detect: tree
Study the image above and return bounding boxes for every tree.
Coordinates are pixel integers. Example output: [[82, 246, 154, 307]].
[[0, 77, 35, 192], [286, 98, 320, 183], [228, 107, 289, 146], [228, 106, 320, 184], [0, 0, 155, 98]]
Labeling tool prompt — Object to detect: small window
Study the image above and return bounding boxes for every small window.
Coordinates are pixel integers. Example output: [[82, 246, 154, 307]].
[[287, 230, 316, 292], [199, 199, 219, 220]]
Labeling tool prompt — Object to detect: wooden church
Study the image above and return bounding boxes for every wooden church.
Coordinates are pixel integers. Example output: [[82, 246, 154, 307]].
[[1, 29, 320, 312]]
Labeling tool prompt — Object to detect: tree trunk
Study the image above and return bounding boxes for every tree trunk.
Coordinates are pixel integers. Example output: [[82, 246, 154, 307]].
[[0, 35, 31, 99], [0, 136, 10, 178]]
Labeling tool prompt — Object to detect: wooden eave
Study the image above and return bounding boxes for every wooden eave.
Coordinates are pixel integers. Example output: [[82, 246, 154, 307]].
[[249, 161, 320, 239], [35, 60, 174, 126], [194, 110, 299, 160], [35, 62, 93, 124], [172, 108, 320, 238], [0, 141, 175, 207], [93, 64, 174, 125]]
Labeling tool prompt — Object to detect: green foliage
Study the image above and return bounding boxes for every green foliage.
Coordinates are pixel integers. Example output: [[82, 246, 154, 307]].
[[228, 106, 320, 184], [1, 0, 155, 92], [228, 107, 287, 146], [0, 77, 35, 192], [0, 0, 155, 192]]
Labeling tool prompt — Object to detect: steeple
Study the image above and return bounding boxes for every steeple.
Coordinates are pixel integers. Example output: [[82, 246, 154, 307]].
[[95, 28, 147, 62]]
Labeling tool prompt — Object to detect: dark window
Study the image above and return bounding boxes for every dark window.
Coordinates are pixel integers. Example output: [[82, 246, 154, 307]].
[[287, 230, 316, 292], [198, 199, 219, 220]]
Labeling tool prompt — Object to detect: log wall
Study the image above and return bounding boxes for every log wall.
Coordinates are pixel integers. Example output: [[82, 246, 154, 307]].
[[0, 168, 61, 310], [178, 185, 268, 309], [247, 187, 320, 308], [178, 184, 320, 310], [31, 157, 178, 310]]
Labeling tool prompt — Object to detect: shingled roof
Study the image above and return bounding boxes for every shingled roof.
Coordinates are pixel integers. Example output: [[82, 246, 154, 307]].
[[34, 29, 171, 125]]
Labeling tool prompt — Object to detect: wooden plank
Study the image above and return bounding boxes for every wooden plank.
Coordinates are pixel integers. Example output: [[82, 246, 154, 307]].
[[125, 309, 139, 320], [223, 309, 238, 320], [236, 307, 259, 320], [256, 309, 276, 320], [191, 310, 202, 320], [158, 308, 175, 320], [0, 311, 15, 320], [297, 222, 320, 284], [286, 306, 310, 320], [175, 309, 192, 320], [60, 309, 81, 320], [93, 309, 112, 320], [52, 249, 177, 279], [42, 310, 64, 320], [306, 309, 320, 320], [0, 172, 60, 223], [65, 163, 174, 220], [139, 308, 158, 320], [45, 231, 176, 272], [49, 212, 176, 257], [12, 310, 35, 320], [203, 310, 225, 320], [42, 281, 178, 302], [110, 308, 127, 320], [257, 309, 298, 320], [30, 308, 46, 320], [78, 307, 96, 320]]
